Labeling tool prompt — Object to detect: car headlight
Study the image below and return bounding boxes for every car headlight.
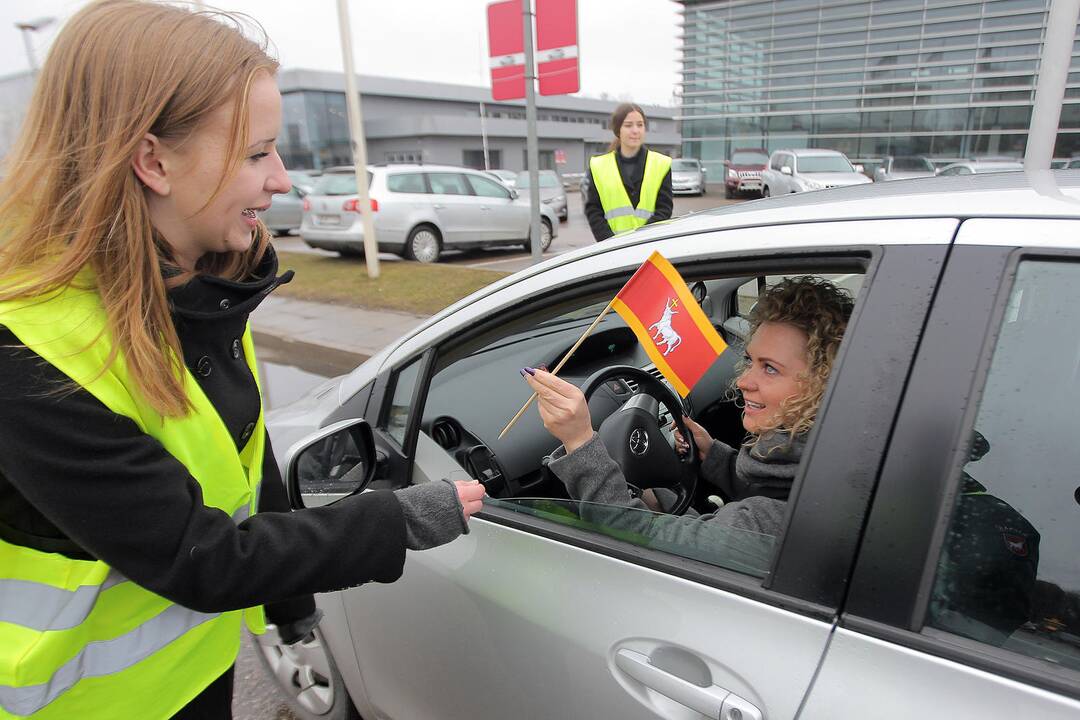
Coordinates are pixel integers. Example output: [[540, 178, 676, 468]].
[[542, 195, 566, 204], [727, 168, 738, 179], [799, 178, 825, 190]]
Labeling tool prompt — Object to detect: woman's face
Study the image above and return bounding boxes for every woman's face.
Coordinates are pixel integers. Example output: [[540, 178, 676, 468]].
[[149, 71, 291, 269], [736, 321, 811, 434], [618, 110, 646, 154]]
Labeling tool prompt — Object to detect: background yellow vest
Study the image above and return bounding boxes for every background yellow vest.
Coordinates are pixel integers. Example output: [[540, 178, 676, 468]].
[[0, 271, 266, 719], [590, 149, 672, 234]]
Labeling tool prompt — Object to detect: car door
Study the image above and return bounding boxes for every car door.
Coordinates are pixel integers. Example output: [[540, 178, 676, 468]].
[[381, 171, 431, 248], [426, 171, 483, 247], [321, 218, 958, 720], [800, 219, 1080, 718], [464, 172, 522, 242]]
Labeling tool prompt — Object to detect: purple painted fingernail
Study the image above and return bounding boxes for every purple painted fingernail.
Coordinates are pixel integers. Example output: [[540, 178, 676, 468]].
[[537, 364, 548, 371], [523, 367, 537, 375]]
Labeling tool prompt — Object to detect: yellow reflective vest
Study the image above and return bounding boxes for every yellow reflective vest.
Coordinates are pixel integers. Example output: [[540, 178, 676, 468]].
[[0, 270, 266, 719], [589, 149, 672, 235]]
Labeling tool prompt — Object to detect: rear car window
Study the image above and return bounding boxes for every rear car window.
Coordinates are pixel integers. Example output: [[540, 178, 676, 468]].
[[312, 171, 373, 196], [427, 173, 471, 196], [387, 173, 427, 193], [925, 260, 1080, 672], [672, 160, 700, 172]]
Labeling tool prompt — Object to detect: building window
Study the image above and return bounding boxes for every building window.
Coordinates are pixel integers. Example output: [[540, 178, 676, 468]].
[[462, 149, 502, 169]]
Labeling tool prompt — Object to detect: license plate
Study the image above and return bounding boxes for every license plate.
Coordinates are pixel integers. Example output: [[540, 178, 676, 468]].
[[740, 181, 761, 189], [317, 215, 341, 225]]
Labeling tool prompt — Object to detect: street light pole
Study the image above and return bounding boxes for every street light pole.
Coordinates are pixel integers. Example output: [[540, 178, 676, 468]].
[[336, 0, 380, 279], [1024, 0, 1080, 171], [15, 17, 55, 75]]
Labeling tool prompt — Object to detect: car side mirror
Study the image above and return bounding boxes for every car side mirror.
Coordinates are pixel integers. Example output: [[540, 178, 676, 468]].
[[780, 166, 792, 175], [509, 188, 519, 200], [284, 419, 377, 509], [853, 164, 864, 173], [701, 167, 707, 174]]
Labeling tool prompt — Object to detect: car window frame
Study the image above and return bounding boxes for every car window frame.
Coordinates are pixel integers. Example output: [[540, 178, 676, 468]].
[[368, 230, 952, 618], [844, 237, 1080, 701]]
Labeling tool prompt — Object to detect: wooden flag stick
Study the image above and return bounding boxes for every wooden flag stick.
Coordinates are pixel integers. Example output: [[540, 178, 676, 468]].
[[498, 297, 617, 440]]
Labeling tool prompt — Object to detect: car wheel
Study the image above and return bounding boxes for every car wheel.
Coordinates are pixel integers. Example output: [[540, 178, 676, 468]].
[[405, 225, 441, 263], [762, 186, 770, 198], [523, 219, 553, 253], [254, 626, 362, 720]]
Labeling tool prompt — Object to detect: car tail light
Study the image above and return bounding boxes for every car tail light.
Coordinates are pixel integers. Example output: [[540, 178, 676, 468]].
[[302, 198, 310, 211], [342, 198, 378, 212]]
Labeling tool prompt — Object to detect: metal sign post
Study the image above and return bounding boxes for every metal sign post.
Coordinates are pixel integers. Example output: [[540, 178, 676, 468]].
[[336, 0, 379, 278], [523, 0, 542, 264]]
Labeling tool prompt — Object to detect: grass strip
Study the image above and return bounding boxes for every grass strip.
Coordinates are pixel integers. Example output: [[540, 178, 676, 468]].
[[275, 251, 509, 316]]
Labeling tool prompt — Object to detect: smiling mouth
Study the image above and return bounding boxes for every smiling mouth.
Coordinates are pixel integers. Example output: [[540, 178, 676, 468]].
[[242, 208, 258, 219], [745, 400, 765, 410]]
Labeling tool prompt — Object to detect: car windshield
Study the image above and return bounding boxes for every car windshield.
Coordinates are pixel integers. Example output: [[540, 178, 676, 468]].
[[515, 172, 560, 188], [892, 157, 935, 172], [672, 160, 700, 172], [731, 151, 769, 165], [312, 172, 373, 196], [797, 156, 854, 173]]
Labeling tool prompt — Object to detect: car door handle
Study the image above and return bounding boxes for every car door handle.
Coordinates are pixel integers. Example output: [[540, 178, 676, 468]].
[[480, 206, 491, 211], [614, 649, 764, 720], [433, 203, 444, 209]]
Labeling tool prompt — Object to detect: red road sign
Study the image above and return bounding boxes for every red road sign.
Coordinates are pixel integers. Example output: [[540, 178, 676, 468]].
[[536, 0, 579, 96], [554, 149, 566, 164], [487, 0, 525, 101]]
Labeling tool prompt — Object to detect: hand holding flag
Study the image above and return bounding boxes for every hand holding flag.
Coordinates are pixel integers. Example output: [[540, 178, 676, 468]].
[[500, 251, 728, 438]]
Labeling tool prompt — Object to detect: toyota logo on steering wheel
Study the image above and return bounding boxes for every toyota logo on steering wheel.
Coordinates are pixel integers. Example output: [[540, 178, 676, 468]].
[[629, 428, 649, 456]]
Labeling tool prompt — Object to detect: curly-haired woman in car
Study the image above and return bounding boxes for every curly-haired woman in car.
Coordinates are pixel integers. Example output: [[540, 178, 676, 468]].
[[522, 276, 855, 536]]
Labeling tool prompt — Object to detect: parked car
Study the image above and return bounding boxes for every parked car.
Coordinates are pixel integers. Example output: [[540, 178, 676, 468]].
[[873, 155, 937, 182], [936, 160, 1025, 176], [262, 171, 1080, 720], [483, 169, 517, 188], [671, 157, 707, 196], [258, 185, 305, 235], [761, 148, 872, 196], [300, 165, 558, 262], [515, 169, 567, 222], [724, 147, 769, 198], [287, 170, 317, 196], [1069, 159, 1080, 169]]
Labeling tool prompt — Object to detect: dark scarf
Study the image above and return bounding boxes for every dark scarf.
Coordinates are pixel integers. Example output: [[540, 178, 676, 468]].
[[731, 430, 807, 501]]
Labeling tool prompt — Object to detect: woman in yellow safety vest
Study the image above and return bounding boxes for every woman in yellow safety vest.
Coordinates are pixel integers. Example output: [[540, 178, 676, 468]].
[[584, 102, 673, 241], [0, 3, 485, 718]]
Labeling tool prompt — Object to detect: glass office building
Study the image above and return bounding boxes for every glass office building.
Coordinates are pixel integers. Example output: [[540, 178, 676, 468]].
[[678, 0, 1080, 172]]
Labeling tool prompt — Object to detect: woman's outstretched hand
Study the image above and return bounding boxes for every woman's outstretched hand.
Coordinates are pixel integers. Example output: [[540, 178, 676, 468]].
[[521, 368, 594, 454], [453, 480, 486, 520], [672, 415, 713, 462]]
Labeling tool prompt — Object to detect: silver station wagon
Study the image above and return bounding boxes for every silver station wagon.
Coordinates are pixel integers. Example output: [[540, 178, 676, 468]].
[[263, 172, 1080, 720], [300, 164, 558, 263]]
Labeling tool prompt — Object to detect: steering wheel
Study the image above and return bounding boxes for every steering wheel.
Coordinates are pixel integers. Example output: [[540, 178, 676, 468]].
[[580, 365, 699, 515]]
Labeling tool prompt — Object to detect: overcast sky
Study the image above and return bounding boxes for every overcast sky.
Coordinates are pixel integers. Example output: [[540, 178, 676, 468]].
[[0, 0, 681, 105]]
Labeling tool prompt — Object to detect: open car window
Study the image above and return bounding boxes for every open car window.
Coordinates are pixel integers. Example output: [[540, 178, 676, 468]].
[[418, 263, 864, 580]]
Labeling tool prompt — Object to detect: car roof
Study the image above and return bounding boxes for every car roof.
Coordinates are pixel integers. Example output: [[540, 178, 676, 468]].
[[775, 148, 845, 157]]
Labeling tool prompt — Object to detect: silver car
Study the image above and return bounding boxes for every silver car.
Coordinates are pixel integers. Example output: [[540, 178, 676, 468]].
[[873, 155, 937, 182], [671, 157, 706, 196], [300, 165, 558, 263], [514, 169, 567, 222], [482, 169, 517, 188], [263, 172, 1080, 720], [937, 160, 1025, 176], [258, 186, 305, 236], [761, 148, 873, 196]]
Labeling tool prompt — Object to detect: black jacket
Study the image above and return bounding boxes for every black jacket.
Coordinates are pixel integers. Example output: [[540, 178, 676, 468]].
[[585, 146, 673, 241], [0, 247, 407, 618]]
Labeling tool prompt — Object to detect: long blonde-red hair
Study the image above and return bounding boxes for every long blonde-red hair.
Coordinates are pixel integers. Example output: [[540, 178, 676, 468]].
[[0, 0, 278, 416]]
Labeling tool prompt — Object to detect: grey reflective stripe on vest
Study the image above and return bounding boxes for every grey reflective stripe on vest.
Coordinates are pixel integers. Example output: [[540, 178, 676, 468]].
[[0, 570, 127, 632], [232, 503, 251, 524], [0, 604, 220, 716], [603, 207, 653, 220]]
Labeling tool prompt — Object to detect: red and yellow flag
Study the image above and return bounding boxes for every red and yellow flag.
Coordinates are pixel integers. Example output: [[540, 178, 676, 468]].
[[612, 251, 728, 397]]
